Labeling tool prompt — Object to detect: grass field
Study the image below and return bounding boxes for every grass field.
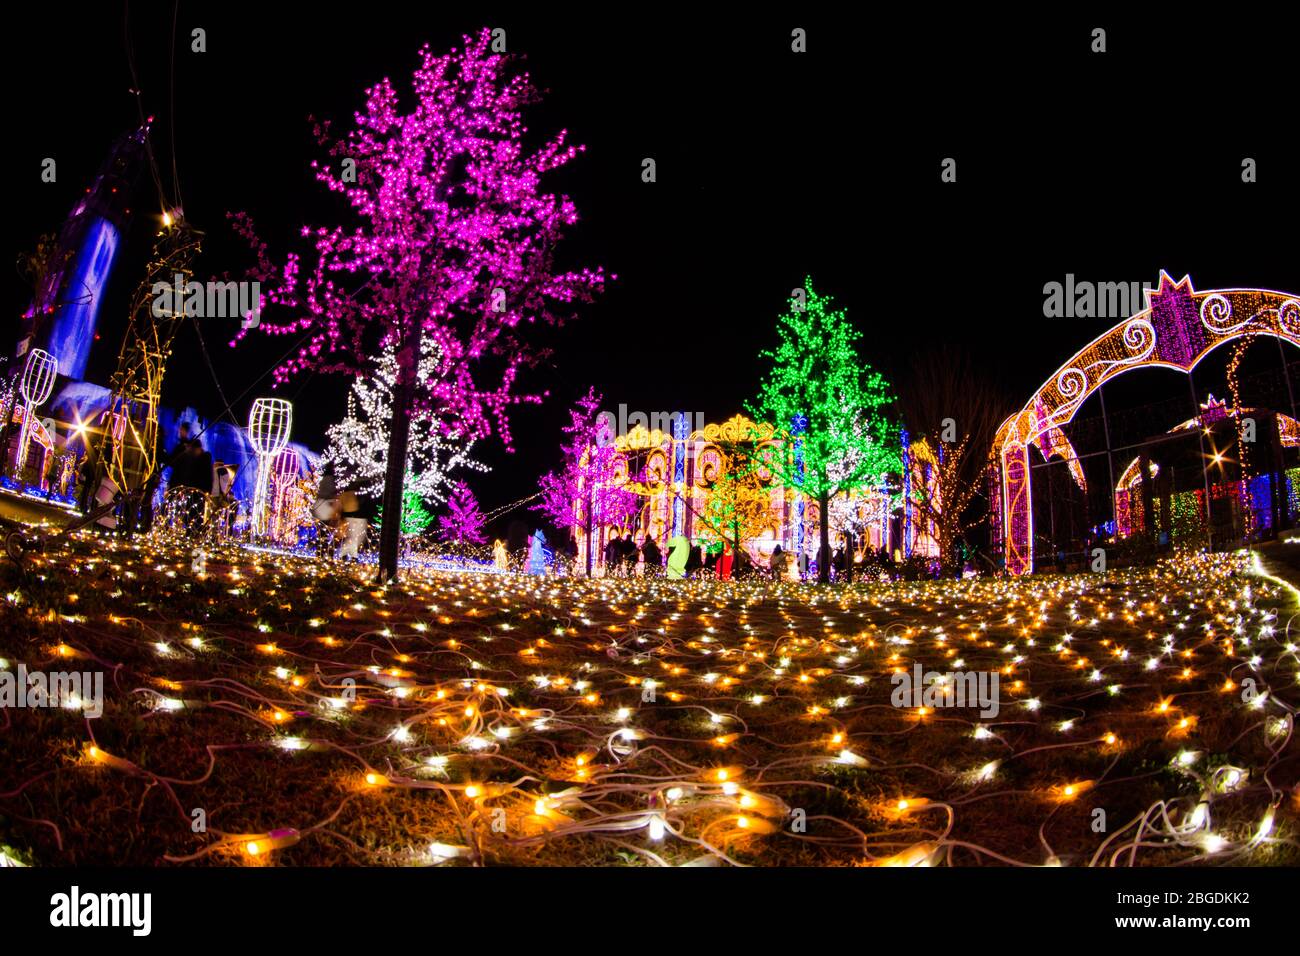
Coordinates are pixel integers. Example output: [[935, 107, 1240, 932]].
[[1, 534, 1297, 867]]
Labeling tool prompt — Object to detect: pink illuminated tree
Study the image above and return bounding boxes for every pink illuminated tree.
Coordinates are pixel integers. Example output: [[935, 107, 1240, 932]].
[[231, 29, 606, 581], [533, 387, 639, 577], [438, 480, 487, 547]]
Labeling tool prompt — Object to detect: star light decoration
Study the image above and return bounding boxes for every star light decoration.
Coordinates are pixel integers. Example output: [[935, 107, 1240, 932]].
[[0, 532, 1295, 867]]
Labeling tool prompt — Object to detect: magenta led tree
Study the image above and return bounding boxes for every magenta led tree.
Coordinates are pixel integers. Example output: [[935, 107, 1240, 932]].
[[533, 387, 639, 576], [438, 480, 487, 547], [231, 29, 605, 581]]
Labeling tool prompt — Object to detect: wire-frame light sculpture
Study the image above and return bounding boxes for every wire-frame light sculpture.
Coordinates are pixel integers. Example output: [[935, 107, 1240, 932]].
[[98, 216, 202, 494], [270, 446, 302, 543], [248, 398, 293, 538], [16, 348, 58, 476]]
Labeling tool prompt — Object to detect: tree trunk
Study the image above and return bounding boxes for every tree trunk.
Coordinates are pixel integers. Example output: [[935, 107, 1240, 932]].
[[585, 491, 593, 578], [377, 324, 421, 583], [818, 489, 831, 583], [844, 527, 853, 583], [1138, 453, 1155, 546]]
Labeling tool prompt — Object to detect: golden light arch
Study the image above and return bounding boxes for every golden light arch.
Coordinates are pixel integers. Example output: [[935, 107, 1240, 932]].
[[993, 272, 1300, 575]]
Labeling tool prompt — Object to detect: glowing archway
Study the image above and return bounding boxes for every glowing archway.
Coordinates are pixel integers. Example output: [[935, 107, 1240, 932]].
[[994, 272, 1300, 575]]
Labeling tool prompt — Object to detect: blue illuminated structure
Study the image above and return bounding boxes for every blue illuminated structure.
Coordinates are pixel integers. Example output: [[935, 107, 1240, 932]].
[[21, 124, 147, 381], [3, 124, 322, 516], [43, 218, 121, 381], [671, 411, 688, 536], [47, 383, 316, 505]]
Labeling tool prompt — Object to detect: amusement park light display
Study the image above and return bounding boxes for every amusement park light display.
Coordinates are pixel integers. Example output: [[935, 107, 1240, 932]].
[[1110, 396, 1300, 544], [100, 216, 203, 495], [553, 410, 931, 577], [994, 273, 1300, 575]]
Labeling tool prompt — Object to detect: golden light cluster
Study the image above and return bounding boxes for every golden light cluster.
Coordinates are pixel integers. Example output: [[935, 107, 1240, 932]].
[[0, 532, 1295, 867]]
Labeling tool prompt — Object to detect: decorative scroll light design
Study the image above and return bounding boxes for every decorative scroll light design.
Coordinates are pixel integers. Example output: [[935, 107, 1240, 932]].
[[248, 398, 293, 537], [16, 348, 57, 475], [993, 274, 1300, 575]]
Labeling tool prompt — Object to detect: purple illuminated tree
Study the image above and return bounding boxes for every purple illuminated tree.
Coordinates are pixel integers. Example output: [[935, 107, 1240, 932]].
[[533, 387, 639, 576], [438, 480, 487, 547], [231, 29, 606, 581]]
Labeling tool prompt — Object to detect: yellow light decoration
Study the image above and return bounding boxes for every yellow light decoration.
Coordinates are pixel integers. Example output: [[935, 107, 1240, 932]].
[[0, 528, 1289, 868]]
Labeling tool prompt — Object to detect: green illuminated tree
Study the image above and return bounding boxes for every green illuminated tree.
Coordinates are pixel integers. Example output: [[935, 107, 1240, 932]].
[[746, 277, 901, 582], [400, 487, 437, 538], [376, 482, 436, 539]]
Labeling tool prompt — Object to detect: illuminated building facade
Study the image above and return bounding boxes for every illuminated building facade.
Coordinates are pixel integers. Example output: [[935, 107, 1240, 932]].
[[571, 413, 939, 576]]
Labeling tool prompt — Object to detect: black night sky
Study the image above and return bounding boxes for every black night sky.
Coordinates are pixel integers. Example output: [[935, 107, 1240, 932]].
[[7, 4, 1297, 522]]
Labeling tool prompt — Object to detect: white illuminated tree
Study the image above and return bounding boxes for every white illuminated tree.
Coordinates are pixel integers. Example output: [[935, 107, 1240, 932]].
[[322, 335, 486, 504]]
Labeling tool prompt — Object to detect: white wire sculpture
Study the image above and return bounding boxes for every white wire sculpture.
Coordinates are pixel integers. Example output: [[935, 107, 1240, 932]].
[[272, 446, 300, 492], [248, 398, 293, 537], [16, 348, 58, 475], [270, 446, 302, 542]]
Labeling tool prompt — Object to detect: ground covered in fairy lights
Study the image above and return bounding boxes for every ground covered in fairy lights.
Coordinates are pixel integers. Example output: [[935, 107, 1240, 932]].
[[1, 536, 1297, 867]]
